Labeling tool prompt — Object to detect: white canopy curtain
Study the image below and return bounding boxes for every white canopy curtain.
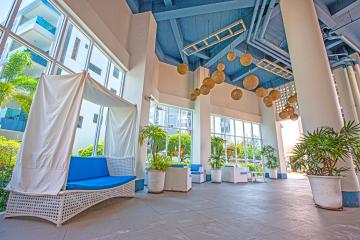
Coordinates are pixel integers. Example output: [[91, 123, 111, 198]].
[[7, 72, 137, 195]]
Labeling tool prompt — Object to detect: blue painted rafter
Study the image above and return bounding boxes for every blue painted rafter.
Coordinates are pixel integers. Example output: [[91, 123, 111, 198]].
[[169, 19, 189, 64], [126, 0, 139, 13], [203, 32, 248, 68], [156, 41, 181, 66], [150, 0, 256, 21]]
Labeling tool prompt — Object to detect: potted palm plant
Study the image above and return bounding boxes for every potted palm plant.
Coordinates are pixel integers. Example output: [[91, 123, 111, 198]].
[[209, 137, 225, 183], [139, 125, 170, 193], [261, 145, 280, 179], [293, 121, 360, 210]]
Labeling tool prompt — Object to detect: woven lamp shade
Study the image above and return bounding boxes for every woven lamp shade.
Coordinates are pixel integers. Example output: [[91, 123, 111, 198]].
[[285, 105, 295, 114], [200, 84, 210, 95], [288, 95, 297, 104], [203, 77, 215, 89], [231, 88, 243, 100], [217, 63, 225, 71], [211, 70, 226, 84], [240, 53, 253, 67], [194, 88, 201, 96], [243, 74, 259, 90], [177, 63, 188, 75], [227, 51, 236, 61], [189, 93, 197, 101], [269, 89, 281, 101], [290, 113, 299, 121], [263, 96, 272, 104], [279, 111, 290, 119], [255, 87, 267, 98]]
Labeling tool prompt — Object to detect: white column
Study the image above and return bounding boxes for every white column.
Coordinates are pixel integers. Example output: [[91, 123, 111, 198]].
[[123, 12, 158, 178], [347, 66, 360, 120], [193, 67, 211, 172], [260, 102, 287, 178], [280, 0, 359, 206], [333, 67, 359, 123]]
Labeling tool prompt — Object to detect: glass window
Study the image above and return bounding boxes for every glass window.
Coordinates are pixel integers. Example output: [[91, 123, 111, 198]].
[[253, 123, 261, 139], [235, 120, 243, 136], [60, 22, 90, 72], [148, 100, 193, 163], [88, 45, 108, 85], [12, 0, 64, 54], [244, 122, 252, 138], [0, 0, 16, 26], [106, 62, 123, 96]]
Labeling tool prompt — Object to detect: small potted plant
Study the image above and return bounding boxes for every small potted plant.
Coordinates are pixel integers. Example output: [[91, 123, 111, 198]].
[[139, 125, 170, 193], [261, 145, 280, 179], [293, 121, 360, 210], [209, 137, 225, 183]]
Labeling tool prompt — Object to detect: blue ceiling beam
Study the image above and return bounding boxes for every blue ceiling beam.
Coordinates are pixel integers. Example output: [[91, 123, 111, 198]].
[[203, 32, 248, 68], [163, 0, 173, 7], [126, 0, 139, 13], [155, 41, 182, 66], [151, 0, 256, 21], [329, 0, 360, 17], [169, 19, 189, 64]]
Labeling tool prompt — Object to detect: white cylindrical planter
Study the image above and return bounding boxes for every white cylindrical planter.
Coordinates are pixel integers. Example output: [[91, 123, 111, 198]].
[[308, 175, 343, 210], [269, 169, 278, 179], [147, 170, 166, 193], [211, 169, 222, 183]]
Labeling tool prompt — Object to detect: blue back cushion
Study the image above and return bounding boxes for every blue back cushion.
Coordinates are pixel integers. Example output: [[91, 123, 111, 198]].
[[190, 164, 202, 172], [67, 157, 109, 182]]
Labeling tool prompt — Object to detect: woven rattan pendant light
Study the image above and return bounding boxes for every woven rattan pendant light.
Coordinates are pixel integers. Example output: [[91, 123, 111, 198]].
[[290, 113, 299, 121], [243, 74, 259, 90], [194, 88, 201, 96], [231, 88, 243, 100], [288, 95, 297, 104], [217, 63, 225, 71], [279, 111, 290, 119], [240, 53, 253, 67], [255, 87, 267, 98], [200, 84, 210, 95], [203, 77, 215, 89], [177, 63, 188, 75], [189, 93, 197, 101], [227, 51, 236, 61], [269, 89, 281, 101], [211, 70, 226, 84]]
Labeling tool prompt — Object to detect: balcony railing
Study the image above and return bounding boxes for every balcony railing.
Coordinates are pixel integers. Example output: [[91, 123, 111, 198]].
[[18, 16, 56, 35]]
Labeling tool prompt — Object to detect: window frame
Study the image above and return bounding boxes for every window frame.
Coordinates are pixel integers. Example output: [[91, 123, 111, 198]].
[[0, 0, 127, 157]]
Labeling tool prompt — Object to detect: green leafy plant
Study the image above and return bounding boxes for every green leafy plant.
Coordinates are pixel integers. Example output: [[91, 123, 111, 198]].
[[167, 133, 191, 162], [78, 141, 104, 156], [292, 121, 360, 176], [139, 125, 169, 171], [352, 149, 360, 173], [0, 136, 20, 211], [0, 51, 38, 116], [209, 137, 225, 169], [261, 145, 279, 169]]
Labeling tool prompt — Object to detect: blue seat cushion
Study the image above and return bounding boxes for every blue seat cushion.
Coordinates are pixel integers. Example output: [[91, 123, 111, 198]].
[[190, 164, 202, 172], [191, 171, 203, 175], [68, 156, 109, 182], [171, 164, 185, 168], [67, 176, 136, 190]]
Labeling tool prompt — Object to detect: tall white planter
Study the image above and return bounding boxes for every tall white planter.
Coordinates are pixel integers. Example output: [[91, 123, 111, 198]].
[[357, 173, 360, 185], [308, 175, 343, 210], [269, 169, 278, 179], [147, 170, 166, 193], [211, 169, 222, 183]]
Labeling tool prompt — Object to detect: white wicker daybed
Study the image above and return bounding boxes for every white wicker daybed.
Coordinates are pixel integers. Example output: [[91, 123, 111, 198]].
[[5, 72, 138, 226]]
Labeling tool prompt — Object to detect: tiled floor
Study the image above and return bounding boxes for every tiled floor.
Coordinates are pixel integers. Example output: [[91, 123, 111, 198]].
[[1, 174, 360, 240]]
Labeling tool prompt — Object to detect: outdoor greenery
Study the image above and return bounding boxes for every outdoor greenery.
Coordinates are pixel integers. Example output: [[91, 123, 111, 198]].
[[0, 136, 20, 211], [0, 51, 38, 116], [78, 141, 104, 156], [261, 145, 280, 169], [209, 137, 226, 169], [139, 125, 170, 171], [292, 121, 360, 176], [353, 150, 360, 173], [167, 133, 191, 163]]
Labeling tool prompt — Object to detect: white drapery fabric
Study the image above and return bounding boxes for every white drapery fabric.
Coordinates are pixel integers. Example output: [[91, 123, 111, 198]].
[[7, 72, 137, 195]]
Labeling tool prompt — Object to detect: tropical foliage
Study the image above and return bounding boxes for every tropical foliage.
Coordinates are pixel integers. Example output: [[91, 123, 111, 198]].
[[292, 121, 360, 176], [0, 137, 20, 211], [209, 137, 225, 169], [353, 149, 360, 172], [139, 125, 170, 171], [167, 133, 191, 162], [261, 145, 279, 169], [0, 51, 38, 115], [78, 140, 104, 156]]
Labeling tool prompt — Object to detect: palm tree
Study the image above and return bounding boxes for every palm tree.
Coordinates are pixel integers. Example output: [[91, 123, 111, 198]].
[[139, 124, 167, 164]]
